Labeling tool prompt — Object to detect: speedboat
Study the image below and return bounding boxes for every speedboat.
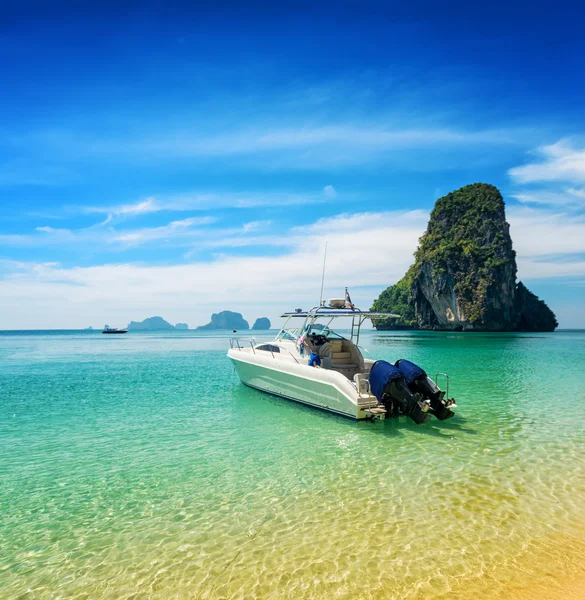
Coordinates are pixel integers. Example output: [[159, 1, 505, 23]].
[[227, 299, 457, 423], [102, 325, 128, 334]]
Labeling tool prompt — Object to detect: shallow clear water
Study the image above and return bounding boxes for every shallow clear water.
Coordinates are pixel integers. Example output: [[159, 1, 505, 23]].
[[1, 329, 585, 599]]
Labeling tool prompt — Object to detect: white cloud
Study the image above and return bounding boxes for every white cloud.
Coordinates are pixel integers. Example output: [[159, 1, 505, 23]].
[[508, 207, 585, 257], [510, 188, 585, 207], [515, 258, 585, 279], [242, 220, 272, 233], [112, 216, 216, 245], [568, 187, 585, 199], [118, 198, 157, 215], [0, 210, 428, 329], [2, 206, 585, 329], [99, 213, 113, 226], [84, 197, 159, 216], [82, 197, 160, 216], [81, 191, 327, 217], [323, 185, 337, 198], [0, 216, 218, 249], [108, 125, 525, 162], [509, 139, 585, 184], [13, 123, 528, 180]]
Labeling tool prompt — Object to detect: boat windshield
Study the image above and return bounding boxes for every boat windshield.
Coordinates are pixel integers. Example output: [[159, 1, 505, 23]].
[[305, 323, 345, 340], [277, 328, 300, 341]]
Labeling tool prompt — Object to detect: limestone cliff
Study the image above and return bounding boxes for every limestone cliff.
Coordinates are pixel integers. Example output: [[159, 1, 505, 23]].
[[251, 317, 271, 330], [514, 282, 558, 332], [128, 316, 175, 330], [373, 183, 557, 332], [196, 311, 249, 331]]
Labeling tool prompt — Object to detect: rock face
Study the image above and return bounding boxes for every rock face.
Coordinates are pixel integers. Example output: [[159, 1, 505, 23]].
[[127, 316, 175, 330], [251, 317, 271, 330], [174, 323, 189, 330], [514, 282, 558, 332], [373, 183, 557, 332], [196, 311, 249, 331]]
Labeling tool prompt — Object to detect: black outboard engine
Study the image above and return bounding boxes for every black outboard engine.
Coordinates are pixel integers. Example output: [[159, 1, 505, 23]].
[[369, 361, 430, 424], [395, 359, 454, 421]]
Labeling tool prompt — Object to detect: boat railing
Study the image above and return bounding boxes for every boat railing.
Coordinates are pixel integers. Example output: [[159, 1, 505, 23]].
[[281, 346, 300, 364], [357, 345, 373, 357], [434, 373, 450, 398], [229, 338, 300, 364], [229, 338, 257, 353]]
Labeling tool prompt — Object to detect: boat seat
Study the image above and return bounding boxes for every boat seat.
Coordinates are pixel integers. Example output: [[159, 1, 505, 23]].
[[331, 351, 351, 363], [329, 340, 343, 353], [331, 363, 358, 369]]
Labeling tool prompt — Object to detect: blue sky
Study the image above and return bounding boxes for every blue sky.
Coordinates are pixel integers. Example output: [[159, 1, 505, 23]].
[[1, 1, 585, 329]]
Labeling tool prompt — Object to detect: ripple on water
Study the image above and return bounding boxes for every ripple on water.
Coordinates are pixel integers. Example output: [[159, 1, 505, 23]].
[[1, 330, 585, 598]]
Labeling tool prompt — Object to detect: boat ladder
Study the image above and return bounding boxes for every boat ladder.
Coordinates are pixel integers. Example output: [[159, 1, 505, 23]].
[[363, 406, 387, 419]]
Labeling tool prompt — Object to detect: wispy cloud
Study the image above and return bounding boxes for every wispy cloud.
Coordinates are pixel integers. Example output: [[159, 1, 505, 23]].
[[242, 220, 272, 233], [8, 122, 530, 181], [0, 209, 429, 328], [510, 188, 585, 207], [508, 140, 585, 209], [323, 184, 336, 198], [117, 124, 530, 163], [509, 139, 585, 184], [508, 206, 585, 256], [0, 216, 218, 249], [114, 198, 158, 215], [81, 190, 329, 217], [84, 197, 159, 216], [2, 205, 584, 329], [112, 216, 217, 245]]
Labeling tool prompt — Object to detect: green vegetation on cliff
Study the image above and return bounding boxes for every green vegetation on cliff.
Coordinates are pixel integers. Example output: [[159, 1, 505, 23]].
[[371, 268, 417, 329], [413, 183, 515, 324], [372, 183, 557, 332]]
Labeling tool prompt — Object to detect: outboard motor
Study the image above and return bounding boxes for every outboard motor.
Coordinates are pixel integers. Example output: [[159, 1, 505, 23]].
[[395, 359, 454, 421], [369, 361, 430, 424]]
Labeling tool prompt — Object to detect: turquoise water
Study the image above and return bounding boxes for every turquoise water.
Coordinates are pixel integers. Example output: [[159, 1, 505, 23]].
[[1, 330, 585, 599]]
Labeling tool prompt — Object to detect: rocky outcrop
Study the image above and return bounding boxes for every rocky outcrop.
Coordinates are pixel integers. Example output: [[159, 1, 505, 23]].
[[373, 183, 557, 332], [127, 316, 175, 330], [174, 323, 189, 330], [514, 282, 558, 331], [251, 317, 271, 330], [196, 311, 249, 331]]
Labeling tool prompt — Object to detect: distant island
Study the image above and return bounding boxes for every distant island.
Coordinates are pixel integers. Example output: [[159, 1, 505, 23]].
[[252, 317, 271, 330], [196, 311, 249, 331], [372, 183, 558, 332], [124, 313, 271, 332], [127, 316, 189, 331]]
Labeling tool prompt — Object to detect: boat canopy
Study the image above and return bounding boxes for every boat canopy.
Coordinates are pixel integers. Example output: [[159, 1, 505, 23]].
[[278, 306, 400, 346], [280, 308, 400, 318]]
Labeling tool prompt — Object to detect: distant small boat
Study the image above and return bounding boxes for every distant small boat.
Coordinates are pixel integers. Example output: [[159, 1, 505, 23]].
[[102, 325, 128, 334]]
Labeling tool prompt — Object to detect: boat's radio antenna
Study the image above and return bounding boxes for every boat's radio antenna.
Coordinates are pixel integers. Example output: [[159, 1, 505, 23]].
[[319, 241, 328, 306]]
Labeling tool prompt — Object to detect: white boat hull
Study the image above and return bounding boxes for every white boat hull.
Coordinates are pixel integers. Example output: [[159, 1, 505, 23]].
[[228, 348, 380, 419]]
